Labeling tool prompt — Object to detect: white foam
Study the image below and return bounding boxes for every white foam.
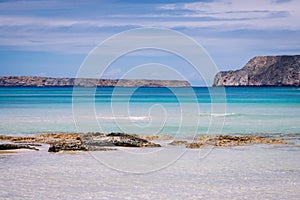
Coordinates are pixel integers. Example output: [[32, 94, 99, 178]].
[[199, 113, 237, 117], [211, 113, 236, 117], [97, 116, 151, 121]]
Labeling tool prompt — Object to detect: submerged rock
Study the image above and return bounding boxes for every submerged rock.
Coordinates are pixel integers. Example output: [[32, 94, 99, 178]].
[[168, 140, 189, 146], [141, 135, 172, 140]]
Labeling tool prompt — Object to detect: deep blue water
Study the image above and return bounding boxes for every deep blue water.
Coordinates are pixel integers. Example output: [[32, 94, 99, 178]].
[[1, 86, 300, 104]]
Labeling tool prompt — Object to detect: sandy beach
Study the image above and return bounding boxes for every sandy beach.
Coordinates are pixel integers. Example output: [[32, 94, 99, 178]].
[[1, 138, 299, 199]]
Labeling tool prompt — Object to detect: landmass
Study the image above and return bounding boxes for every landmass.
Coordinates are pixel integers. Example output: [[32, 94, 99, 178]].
[[213, 55, 300, 86], [0, 132, 287, 153], [0, 76, 191, 87]]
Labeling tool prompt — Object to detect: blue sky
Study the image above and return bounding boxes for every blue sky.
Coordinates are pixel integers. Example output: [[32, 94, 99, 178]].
[[0, 0, 300, 85]]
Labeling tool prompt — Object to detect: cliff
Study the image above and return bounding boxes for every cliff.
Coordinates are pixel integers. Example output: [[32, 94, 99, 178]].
[[0, 76, 191, 87], [213, 55, 300, 86]]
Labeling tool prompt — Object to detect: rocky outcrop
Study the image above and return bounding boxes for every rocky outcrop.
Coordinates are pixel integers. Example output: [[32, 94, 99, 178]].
[[0, 133, 288, 152], [0, 133, 81, 144], [48, 140, 87, 152], [0, 132, 161, 152], [168, 140, 189, 146], [80, 132, 161, 150], [0, 76, 191, 87], [49, 133, 160, 152], [186, 135, 286, 148], [213, 55, 300, 86]]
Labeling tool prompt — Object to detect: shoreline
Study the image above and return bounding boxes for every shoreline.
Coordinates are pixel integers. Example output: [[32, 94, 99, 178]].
[[1, 134, 298, 199], [0, 132, 292, 153], [1, 132, 299, 199]]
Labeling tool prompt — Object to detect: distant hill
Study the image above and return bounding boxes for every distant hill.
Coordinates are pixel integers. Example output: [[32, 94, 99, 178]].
[[0, 76, 191, 87], [213, 55, 300, 86]]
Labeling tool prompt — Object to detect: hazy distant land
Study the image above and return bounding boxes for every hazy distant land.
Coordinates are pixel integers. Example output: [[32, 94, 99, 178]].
[[0, 76, 191, 87], [1, 55, 300, 87]]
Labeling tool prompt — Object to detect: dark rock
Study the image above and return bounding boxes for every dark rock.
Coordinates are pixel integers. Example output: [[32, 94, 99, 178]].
[[81, 132, 161, 148], [0, 143, 39, 151], [48, 140, 87, 152], [48, 140, 116, 152], [46, 132, 161, 152], [85, 146, 117, 151], [213, 55, 300, 86], [18, 143, 42, 146]]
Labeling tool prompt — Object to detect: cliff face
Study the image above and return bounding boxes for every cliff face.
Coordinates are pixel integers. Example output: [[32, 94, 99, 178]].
[[213, 55, 300, 86], [0, 76, 191, 87]]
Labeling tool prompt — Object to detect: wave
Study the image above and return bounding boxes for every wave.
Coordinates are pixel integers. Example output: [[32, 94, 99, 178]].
[[96, 116, 151, 121], [197, 113, 298, 120], [198, 113, 241, 117]]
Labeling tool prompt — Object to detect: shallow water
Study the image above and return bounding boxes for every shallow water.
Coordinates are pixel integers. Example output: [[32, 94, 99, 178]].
[[0, 144, 299, 199]]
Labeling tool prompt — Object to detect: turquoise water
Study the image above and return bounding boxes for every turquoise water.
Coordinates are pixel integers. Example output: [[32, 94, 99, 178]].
[[0, 87, 299, 136], [1, 87, 300, 200]]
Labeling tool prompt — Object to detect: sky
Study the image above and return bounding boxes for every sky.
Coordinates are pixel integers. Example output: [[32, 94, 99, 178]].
[[0, 0, 300, 85]]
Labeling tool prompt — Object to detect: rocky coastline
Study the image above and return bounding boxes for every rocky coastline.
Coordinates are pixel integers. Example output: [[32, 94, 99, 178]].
[[0, 132, 288, 153], [0, 76, 191, 87], [214, 55, 300, 86]]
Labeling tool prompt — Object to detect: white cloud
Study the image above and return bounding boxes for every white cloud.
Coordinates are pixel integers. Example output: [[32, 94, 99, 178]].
[[157, 4, 178, 11], [0, 0, 84, 11], [0, 0, 299, 31], [157, 0, 300, 30], [0, 0, 299, 55]]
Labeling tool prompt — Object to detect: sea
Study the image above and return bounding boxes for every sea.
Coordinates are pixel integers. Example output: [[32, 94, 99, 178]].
[[0, 86, 300, 199], [0, 86, 299, 136]]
